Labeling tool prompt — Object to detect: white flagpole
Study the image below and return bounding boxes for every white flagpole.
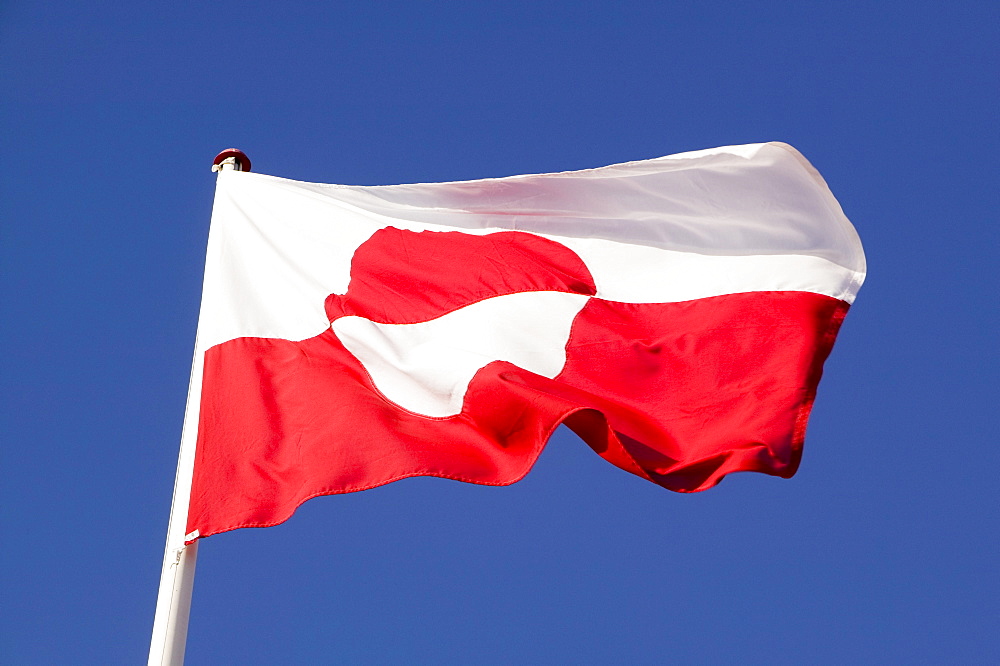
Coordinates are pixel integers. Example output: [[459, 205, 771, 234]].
[[148, 150, 250, 666]]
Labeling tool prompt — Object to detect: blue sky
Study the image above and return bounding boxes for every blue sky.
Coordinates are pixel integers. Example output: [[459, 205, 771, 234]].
[[2, 2, 998, 663]]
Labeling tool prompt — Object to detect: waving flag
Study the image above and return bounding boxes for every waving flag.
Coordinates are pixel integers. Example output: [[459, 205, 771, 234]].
[[182, 142, 865, 540]]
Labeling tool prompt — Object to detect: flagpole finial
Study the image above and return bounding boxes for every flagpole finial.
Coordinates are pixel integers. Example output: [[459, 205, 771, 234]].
[[212, 148, 251, 173]]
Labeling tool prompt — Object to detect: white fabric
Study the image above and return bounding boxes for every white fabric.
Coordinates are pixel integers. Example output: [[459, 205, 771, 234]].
[[197, 142, 866, 356], [333, 291, 590, 417]]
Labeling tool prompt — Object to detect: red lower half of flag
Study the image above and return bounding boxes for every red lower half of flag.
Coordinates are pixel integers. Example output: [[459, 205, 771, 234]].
[[187, 291, 847, 540]]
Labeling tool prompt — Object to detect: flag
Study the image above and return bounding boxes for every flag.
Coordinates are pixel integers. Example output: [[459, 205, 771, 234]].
[[183, 142, 865, 541]]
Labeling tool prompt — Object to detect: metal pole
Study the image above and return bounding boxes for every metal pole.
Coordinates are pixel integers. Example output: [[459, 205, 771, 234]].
[[148, 150, 249, 665]]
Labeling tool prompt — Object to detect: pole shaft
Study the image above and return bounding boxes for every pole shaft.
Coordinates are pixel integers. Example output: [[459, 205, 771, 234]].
[[149, 157, 241, 665]]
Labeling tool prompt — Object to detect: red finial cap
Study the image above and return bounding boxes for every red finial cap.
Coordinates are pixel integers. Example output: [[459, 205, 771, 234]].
[[212, 148, 252, 172]]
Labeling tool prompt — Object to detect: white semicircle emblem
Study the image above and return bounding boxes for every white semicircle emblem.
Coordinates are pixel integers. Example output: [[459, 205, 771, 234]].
[[331, 290, 591, 417]]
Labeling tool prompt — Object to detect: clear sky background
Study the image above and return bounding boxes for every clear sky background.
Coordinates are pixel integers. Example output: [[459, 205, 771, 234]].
[[2, 2, 997, 664]]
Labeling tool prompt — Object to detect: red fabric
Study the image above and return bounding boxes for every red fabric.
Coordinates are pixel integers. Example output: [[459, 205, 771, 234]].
[[186, 229, 849, 540]]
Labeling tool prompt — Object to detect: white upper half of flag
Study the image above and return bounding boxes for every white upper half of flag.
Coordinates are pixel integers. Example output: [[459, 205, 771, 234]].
[[197, 142, 866, 354]]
